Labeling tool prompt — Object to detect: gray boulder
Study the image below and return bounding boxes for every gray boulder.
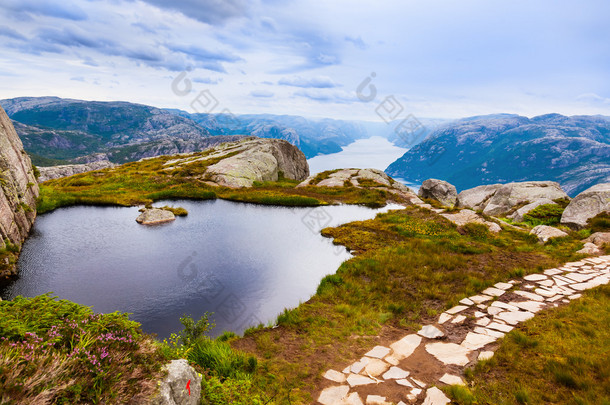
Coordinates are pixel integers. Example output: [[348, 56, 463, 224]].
[[151, 359, 201, 405], [163, 138, 309, 188], [37, 160, 116, 182], [561, 183, 610, 230], [508, 198, 557, 223], [530, 225, 568, 243], [586, 232, 610, 247], [458, 181, 569, 217], [457, 184, 502, 211], [136, 208, 176, 225], [418, 179, 458, 207], [577, 242, 602, 255]]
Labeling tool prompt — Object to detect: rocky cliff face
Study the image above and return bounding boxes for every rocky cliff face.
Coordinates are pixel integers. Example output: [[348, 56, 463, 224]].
[[38, 160, 117, 182], [0, 106, 39, 278]]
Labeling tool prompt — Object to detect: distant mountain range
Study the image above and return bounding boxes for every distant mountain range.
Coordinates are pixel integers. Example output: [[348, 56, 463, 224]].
[[0, 97, 384, 165], [385, 113, 610, 196]]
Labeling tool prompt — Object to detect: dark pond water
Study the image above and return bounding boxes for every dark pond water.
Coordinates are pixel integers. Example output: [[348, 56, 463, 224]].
[[1, 200, 402, 338]]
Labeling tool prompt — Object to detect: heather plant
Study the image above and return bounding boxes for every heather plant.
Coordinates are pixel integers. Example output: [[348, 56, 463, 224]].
[[0, 294, 162, 403]]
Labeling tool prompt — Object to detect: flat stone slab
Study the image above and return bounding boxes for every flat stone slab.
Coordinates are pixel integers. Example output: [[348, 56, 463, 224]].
[[478, 351, 494, 361], [347, 374, 376, 387], [459, 297, 474, 305], [366, 395, 391, 405], [476, 317, 490, 326], [382, 366, 409, 380], [482, 287, 505, 297], [535, 287, 558, 297], [474, 326, 505, 339], [509, 300, 545, 313], [494, 282, 513, 290], [496, 310, 534, 325], [418, 325, 445, 339], [439, 373, 465, 386], [412, 378, 427, 388], [438, 313, 452, 324], [469, 295, 493, 304], [318, 385, 350, 405], [364, 358, 390, 377], [452, 315, 466, 324], [461, 332, 497, 350], [350, 357, 369, 374], [396, 378, 413, 387], [446, 305, 469, 314], [365, 346, 391, 359], [523, 274, 547, 281], [487, 322, 514, 333], [390, 334, 422, 360], [490, 301, 520, 311], [425, 342, 471, 366], [422, 387, 451, 405], [544, 269, 562, 275], [323, 369, 346, 383], [514, 290, 545, 302], [344, 393, 364, 405]]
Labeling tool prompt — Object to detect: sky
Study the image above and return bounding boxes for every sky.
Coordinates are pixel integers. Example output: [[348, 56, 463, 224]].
[[0, 0, 609, 120]]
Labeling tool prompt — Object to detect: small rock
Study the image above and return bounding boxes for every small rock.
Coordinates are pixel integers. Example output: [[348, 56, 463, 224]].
[[438, 313, 452, 324], [422, 387, 451, 405], [365, 346, 391, 359], [439, 373, 465, 386], [136, 208, 176, 225], [382, 366, 410, 380], [318, 385, 350, 405], [478, 351, 494, 361], [396, 379, 413, 387], [418, 325, 445, 339], [451, 315, 466, 324], [364, 358, 390, 377], [323, 369, 346, 383], [530, 225, 569, 243]]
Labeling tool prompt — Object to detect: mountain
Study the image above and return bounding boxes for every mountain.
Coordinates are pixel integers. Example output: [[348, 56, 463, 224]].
[[0, 106, 38, 279], [0, 97, 382, 164], [170, 111, 372, 158], [385, 113, 610, 196]]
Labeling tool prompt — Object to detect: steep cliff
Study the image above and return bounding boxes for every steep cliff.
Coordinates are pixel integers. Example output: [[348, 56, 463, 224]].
[[0, 106, 39, 278]]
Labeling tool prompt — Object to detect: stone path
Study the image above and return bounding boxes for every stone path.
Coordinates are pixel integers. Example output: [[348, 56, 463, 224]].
[[317, 256, 610, 405]]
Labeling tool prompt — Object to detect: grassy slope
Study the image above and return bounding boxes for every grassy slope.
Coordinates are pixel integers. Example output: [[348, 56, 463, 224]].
[[230, 209, 590, 403], [448, 284, 610, 405], [11, 149, 607, 404]]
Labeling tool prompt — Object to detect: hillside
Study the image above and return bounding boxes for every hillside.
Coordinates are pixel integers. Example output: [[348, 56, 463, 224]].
[[385, 113, 610, 196]]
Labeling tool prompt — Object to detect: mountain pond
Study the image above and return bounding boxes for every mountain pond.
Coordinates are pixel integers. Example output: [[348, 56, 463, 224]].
[[1, 199, 403, 338]]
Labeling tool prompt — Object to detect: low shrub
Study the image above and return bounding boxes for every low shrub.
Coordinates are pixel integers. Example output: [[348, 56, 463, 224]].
[[522, 204, 565, 226]]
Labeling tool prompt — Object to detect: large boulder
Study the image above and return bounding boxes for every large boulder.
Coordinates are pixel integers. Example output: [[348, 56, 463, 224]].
[[37, 160, 116, 182], [457, 184, 502, 211], [418, 179, 458, 207], [530, 225, 568, 243], [561, 183, 610, 230], [163, 138, 309, 188], [0, 106, 39, 278], [136, 208, 176, 225], [151, 359, 201, 405], [508, 198, 557, 223], [459, 181, 568, 217]]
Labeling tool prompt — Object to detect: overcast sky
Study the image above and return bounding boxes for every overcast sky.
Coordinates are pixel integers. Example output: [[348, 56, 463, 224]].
[[1, 0, 608, 120]]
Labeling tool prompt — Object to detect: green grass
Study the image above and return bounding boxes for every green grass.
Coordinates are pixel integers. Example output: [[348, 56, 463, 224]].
[[0, 294, 163, 403], [450, 284, 610, 405], [229, 206, 588, 403], [522, 203, 565, 227]]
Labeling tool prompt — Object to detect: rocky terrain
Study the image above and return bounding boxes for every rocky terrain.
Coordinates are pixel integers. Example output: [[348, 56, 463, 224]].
[[37, 160, 117, 182], [0, 106, 39, 278], [386, 113, 610, 196], [162, 137, 310, 187]]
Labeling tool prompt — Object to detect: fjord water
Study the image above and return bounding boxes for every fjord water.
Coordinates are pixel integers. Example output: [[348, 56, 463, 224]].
[[1, 199, 402, 338]]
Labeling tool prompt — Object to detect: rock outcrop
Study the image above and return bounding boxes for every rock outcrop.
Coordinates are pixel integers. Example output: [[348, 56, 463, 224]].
[[38, 160, 116, 182], [163, 138, 309, 188], [0, 106, 39, 278], [530, 225, 568, 243], [561, 183, 610, 229], [297, 168, 424, 206], [457, 181, 569, 216], [586, 232, 610, 247], [151, 359, 201, 405], [136, 208, 176, 225], [508, 198, 557, 223], [418, 179, 458, 207], [441, 209, 502, 233]]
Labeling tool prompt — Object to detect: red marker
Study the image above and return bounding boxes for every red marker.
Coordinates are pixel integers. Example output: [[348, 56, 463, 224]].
[[186, 379, 191, 396]]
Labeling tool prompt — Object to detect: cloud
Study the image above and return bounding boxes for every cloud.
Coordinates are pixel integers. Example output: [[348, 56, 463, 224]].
[[2, 0, 87, 21], [250, 90, 274, 98], [138, 0, 249, 25], [293, 89, 357, 104], [345, 36, 367, 50], [577, 93, 610, 104], [193, 77, 221, 84], [278, 76, 340, 88], [0, 25, 26, 40], [70, 76, 85, 82], [166, 43, 242, 72]]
